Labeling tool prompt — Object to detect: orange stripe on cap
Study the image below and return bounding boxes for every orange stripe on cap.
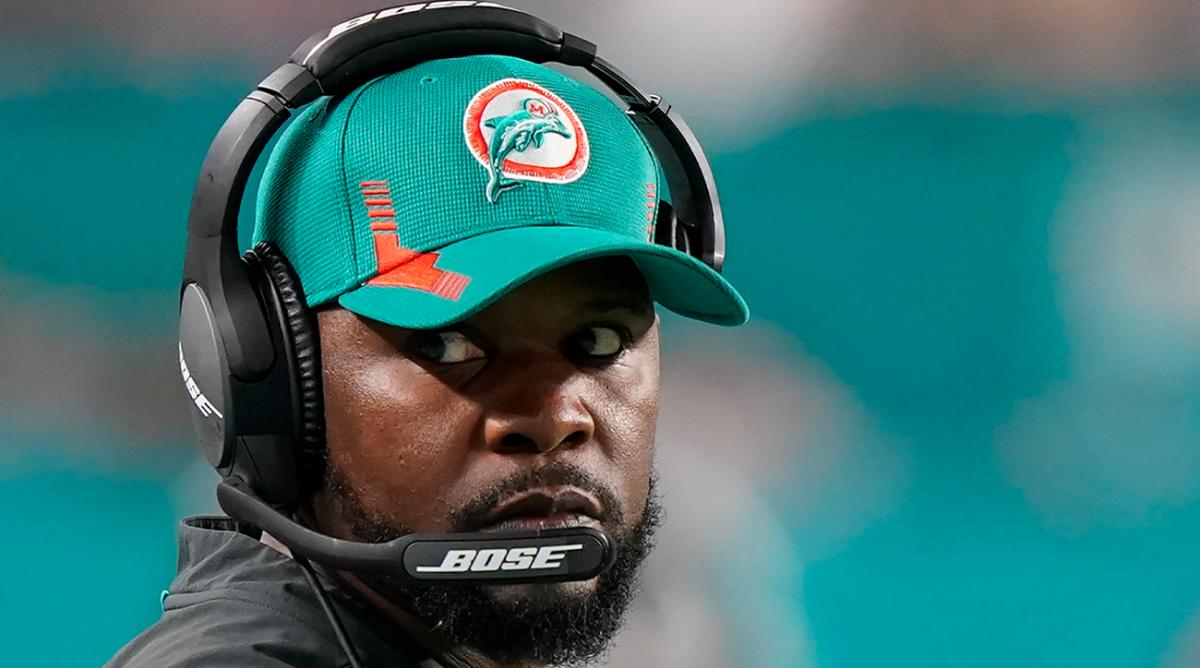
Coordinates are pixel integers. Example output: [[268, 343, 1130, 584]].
[[361, 181, 470, 301], [433, 272, 470, 301], [367, 233, 471, 301]]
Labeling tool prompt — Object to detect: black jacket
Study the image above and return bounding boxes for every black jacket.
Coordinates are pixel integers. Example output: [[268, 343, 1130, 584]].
[[107, 516, 441, 667]]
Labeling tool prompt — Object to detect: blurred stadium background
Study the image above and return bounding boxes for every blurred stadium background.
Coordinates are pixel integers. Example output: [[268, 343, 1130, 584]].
[[2, 1, 1200, 665]]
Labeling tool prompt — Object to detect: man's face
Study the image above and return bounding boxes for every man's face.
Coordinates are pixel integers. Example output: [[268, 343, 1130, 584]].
[[312, 256, 662, 664]]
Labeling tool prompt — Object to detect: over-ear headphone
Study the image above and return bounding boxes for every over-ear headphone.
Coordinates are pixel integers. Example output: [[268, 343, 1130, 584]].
[[178, 1, 729, 511]]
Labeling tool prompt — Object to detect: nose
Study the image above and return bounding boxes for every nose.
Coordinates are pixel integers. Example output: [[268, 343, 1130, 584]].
[[481, 356, 596, 455]]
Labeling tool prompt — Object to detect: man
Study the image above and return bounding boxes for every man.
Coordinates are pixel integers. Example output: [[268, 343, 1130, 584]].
[[111, 52, 747, 667]]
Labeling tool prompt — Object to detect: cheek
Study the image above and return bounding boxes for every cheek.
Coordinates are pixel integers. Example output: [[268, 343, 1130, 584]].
[[322, 356, 479, 531], [591, 340, 660, 521]]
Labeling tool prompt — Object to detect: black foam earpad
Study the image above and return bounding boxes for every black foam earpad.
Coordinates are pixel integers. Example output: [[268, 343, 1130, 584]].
[[253, 242, 327, 491]]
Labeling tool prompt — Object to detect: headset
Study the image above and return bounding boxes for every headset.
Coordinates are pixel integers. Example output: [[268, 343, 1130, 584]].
[[178, 2, 728, 664]]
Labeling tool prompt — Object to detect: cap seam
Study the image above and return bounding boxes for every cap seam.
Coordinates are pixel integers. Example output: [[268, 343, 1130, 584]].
[[417, 219, 569, 252], [620, 100, 664, 231]]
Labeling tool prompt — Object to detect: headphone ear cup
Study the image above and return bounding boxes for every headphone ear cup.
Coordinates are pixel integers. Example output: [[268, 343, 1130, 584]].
[[252, 241, 327, 492]]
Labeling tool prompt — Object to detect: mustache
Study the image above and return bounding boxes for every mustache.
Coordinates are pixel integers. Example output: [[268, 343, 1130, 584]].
[[326, 462, 627, 544], [448, 464, 625, 533]]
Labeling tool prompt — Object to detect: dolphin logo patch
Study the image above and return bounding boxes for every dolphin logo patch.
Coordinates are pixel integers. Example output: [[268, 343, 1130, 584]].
[[464, 79, 590, 204], [481, 98, 572, 202]]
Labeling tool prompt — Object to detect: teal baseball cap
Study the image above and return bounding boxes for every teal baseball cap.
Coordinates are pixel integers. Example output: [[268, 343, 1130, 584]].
[[254, 54, 748, 329]]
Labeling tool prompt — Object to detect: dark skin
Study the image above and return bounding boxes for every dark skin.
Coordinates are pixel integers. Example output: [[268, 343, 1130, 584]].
[[305, 257, 660, 667]]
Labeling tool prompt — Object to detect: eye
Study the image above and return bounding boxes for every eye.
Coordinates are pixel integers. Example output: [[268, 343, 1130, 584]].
[[574, 325, 627, 358], [411, 330, 485, 364]]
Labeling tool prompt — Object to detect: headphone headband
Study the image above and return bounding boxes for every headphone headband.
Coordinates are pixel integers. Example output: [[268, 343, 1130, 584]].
[[293, 4, 594, 100]]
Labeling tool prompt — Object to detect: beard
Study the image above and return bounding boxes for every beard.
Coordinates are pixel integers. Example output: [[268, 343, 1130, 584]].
[[322, 463, 663, 667]]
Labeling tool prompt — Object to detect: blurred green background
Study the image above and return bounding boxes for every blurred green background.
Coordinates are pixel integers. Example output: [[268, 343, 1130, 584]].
[[2, 1, 1200, 666]]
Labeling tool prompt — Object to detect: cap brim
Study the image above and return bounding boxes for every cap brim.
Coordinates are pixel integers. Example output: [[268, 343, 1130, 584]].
[[337, 225, 748, 329]]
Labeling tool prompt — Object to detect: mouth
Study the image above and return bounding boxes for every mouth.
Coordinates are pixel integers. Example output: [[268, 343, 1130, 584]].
[[474, 487, 605, 533]]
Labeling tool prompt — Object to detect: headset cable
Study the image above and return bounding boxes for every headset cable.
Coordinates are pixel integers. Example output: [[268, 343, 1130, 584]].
[[294, 553, 366, 668]]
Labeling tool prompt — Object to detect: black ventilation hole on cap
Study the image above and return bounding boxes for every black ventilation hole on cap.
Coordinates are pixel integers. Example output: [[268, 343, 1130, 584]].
[[421, 76, 437, 85]]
